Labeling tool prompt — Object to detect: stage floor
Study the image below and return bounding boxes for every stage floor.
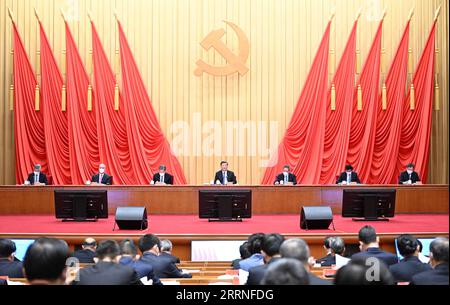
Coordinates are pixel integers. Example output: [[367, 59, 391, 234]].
[[0, 214, 448, 236]]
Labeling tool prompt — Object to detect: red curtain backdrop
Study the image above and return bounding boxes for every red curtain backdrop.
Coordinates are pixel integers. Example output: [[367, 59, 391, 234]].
[[369, 21, 410, 184], [12, 22, 48, 184], [65, 21, 100, 184], [395, 21, 437, 183], [261, 20, 331, 184], [39, 21, 71, 185], [319, 20, 357, 184], [91, 21, 136, 184], [346, 20, 383, 183], [117, 21, 187, 184]]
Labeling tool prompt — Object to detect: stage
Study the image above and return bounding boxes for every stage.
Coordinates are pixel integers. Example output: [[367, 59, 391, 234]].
[[0, 214, 447, 260]]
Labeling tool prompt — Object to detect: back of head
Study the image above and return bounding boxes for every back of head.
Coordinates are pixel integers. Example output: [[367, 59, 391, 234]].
[[335, 257, 394, 285], [330, 237, 345, 256], [247, 233, 265, 255], [280, 238, 310, 264], [261, 233, 285, 257], [119, 239, 138, 256], [396, 234, 418, 257], [160, 239, 173, 252], [82, 238, 97, 249], [430, 238, 449, 264], [239, 242, 251, 259], [323, 236, 333, 250], [95, 240, 120, 260], [23, 238, 69, 282], [261, 258, 309, 285], [138, 234, 161, 253], [0, 239, 16, 258], [358, 225, 377, 245]]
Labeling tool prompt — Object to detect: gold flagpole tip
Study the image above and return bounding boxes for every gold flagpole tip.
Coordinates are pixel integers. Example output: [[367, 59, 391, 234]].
[[114, 10, 119, 21], [8, 8, 15, 23], [356, 7, 362, 21], [87, 11, 93, 22], [60, 9, 67, 21], [408, 7, 415, 21], [381, 8, 387, 20], [329, 11, 335, 22], [434, 6, 441, 21], [34, 8, 41, 21]]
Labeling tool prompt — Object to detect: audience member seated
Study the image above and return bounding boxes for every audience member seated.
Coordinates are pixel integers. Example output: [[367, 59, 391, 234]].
[[335, 257, 395, 285], [246, 233, 285, 285], [119, 239, 162, 285], [261, 258, 309, 285], [159, 239, 180, 264], [138, 234, 192, 279], [0, 278, 6, 285], [0, 239, 24, 278], [417, 239, 430, 263], [389, 234, 432, 283], [74, 240, 142, 285], [232, 242, 251, 269], [280, 238, 331, 285], [320, 236, 345, 267], [411, 238, 449, 285], [71, 238, 97, 264], [238, 233, 265, 271], [352, 225, 398, 266], [23, 238, 70, 285]]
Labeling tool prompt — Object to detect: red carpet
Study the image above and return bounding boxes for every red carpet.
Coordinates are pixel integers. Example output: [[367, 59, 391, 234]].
[[0, 214, 448, 235]]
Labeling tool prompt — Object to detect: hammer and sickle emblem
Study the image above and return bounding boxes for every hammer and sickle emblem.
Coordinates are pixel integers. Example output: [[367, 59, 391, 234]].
[[194, 21, 250, 77]]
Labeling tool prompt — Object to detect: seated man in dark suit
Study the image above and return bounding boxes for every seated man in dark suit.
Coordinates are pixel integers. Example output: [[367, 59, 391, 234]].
[[335, 256, 394, 285], [138, 234, 192, 279], [280, 238, 332, 285], [398, 163, 422, 185], [91, 163, 113, 185], [352, 225, 398, 266], [25, 164, 48, 186], [119, 239, 162, 285], [261, 258, 309, 285], [152, 165, 174, 185], [317, 237, 346, 267], [74, 240, 142, 285], [23, 238, 70, 285], [71, 238, 97, 264], [274, 165, 297, 185], [159, 239, 180, 264], [316, 236, 334, 266], [336, 165, 361, 184], [389, 234, 431, 283], [0, 239, 24, 278], [246, 233, 285, 285], [214, 161, 237, 185], [412, 238, 449, 285]]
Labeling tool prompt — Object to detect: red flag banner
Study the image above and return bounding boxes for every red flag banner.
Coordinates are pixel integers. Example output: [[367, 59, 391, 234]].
[[39, 21, 71, 185], [65, 21, 99, 184], [396, 22, 436, 183], [320, 20, 357, 184], [261, 20, 331, 184], [370, 21, 410, 184], [346, 20, 383, 182], [117, 20, 187, 184], [91, 21, 136, 184], [12, 22, 47, 184]]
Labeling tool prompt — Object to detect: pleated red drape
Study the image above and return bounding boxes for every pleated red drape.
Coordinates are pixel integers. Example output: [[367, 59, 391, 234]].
[[117, 21, 187, 184], [395, 22, 436, 183], [261, 21, 331, 184], [346, 20, 383, 183], [91, 21, 136, 184], [369, 21, 410, 184], [319, 20, 357, 184], [12, 22, 48, 184], [39, 21, 71, 185], [65, 21, 99, 184]]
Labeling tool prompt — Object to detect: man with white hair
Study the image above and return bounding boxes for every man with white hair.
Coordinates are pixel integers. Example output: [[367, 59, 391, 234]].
[[159, 239, 180, 264], [91, 163, 113, 185], [26, 164, 48, 185]]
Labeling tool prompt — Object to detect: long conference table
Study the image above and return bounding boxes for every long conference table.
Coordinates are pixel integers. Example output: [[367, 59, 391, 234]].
[[0, 184, 448, 215]]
